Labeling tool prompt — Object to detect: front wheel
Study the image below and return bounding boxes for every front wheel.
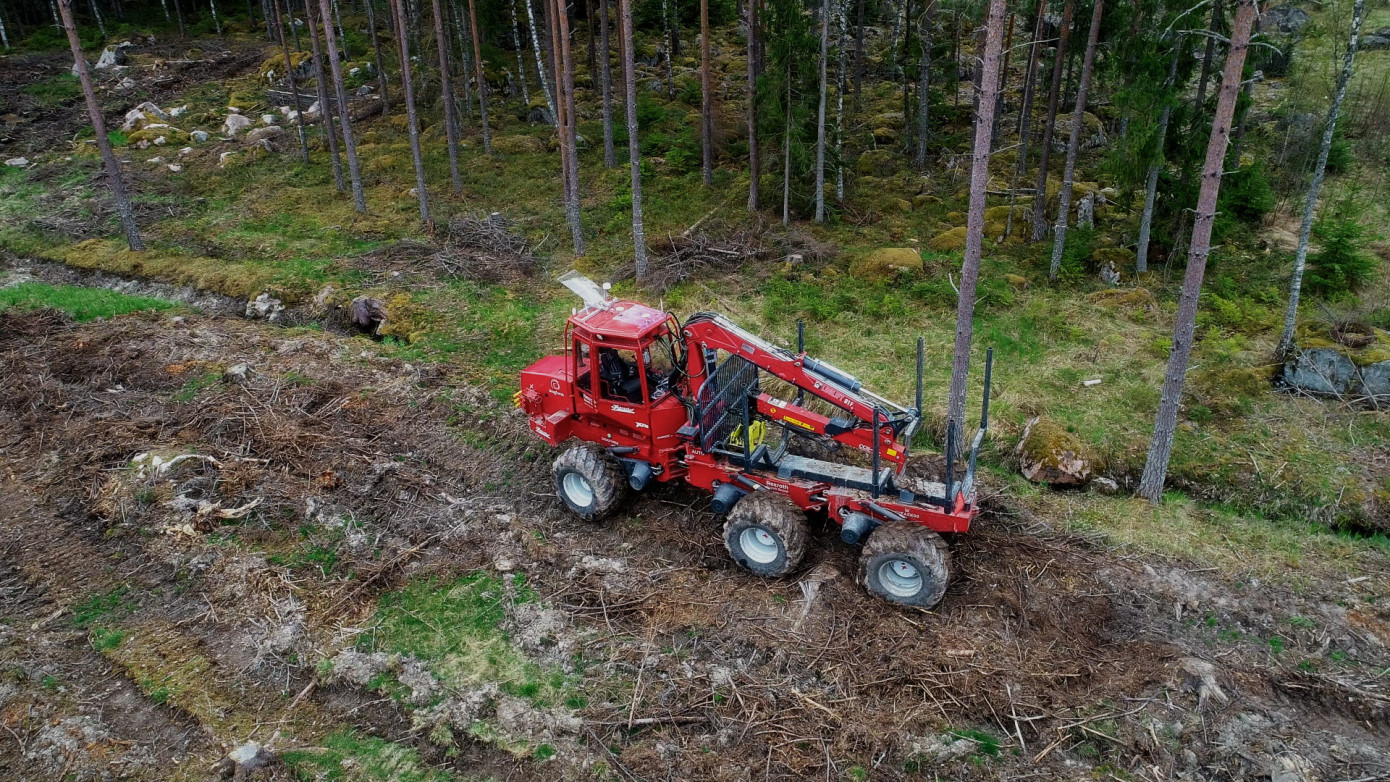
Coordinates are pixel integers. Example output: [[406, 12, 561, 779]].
[[553, 444, 627, 521], [858, 523, 952, 608], [723, 492, 809, 578]]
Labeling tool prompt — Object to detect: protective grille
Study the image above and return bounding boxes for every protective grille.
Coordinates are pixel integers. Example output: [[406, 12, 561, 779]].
[[695, 355, 759, 452]]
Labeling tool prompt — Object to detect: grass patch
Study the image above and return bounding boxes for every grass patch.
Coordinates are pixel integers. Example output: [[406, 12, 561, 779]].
[[90, 626, 127, 652], [0, 282, 176, 321], [363, 572, 577, 709], [71, 585, 132, 627], [282, 730, 457, 781], [21, 74, 82, 107]]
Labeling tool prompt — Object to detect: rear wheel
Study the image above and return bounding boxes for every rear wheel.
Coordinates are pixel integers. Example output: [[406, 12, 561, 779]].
[[553, 444, 626, 520], [858, 523, 952, 608], [723, 492, 808, 578]]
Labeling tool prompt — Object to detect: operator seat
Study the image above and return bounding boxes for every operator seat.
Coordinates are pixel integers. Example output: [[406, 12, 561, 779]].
[[598, 348, 643, 403]]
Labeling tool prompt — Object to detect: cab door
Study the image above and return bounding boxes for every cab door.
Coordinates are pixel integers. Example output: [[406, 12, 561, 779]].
[[571, 333, 599, 417], [593, 344, 654, 441]]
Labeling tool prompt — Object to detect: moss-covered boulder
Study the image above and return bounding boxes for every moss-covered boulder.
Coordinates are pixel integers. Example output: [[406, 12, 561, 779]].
[[872, 126, 899, 144], [856, 149, 894, 176], [850, 248, 920, 281], [1086, 287, 1158, 314], [376, 293, 433, 343], [259, 51, 312, 83], [913, 194, 942, 210], [1015, 417, 1093, 486], [927, 226, 968, 252], [1051, 112, 1107, 150], [1092, 247, 1136, 270], [127, 126, 190, 148], [493, 135, 546, 154]]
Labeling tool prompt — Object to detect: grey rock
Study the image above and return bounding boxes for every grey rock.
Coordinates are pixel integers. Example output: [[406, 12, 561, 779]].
[[114, 77, 136, 91], [94, 44, 131, 70], [223, 364, 253, 383], [244, 125, 284, 144], [222, 113, 254, 137], [1281, 347, 1357, 395], [4, 157, 28, 167], [245, 293, 285, 322], [1091, 476, 1120, 494], [351, 296, 387, 333], [1262, 5, 1311, 35], [1077, 191, 1096, 229], [1363, 27, 1390, 51], [190, 129, 210, 143], [1357, 360, 1390, 402], [133, 101, 169, 122], [526, 104, 555, 125]]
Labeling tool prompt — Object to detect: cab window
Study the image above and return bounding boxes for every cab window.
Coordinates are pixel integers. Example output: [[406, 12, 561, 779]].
[[598, 348, 643, 403]]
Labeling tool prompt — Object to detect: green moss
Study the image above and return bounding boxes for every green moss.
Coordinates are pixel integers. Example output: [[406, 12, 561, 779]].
[[56, 239, 289, 301]]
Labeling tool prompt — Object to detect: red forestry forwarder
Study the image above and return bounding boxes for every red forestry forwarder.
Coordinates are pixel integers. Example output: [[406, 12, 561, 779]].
[[517, 273, 992, 608]]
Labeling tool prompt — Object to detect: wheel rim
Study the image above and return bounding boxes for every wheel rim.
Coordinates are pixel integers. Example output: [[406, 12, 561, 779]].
[[562, 472, 594, 508], [878, 558, 923, 598], [739, 527, 781, 565]]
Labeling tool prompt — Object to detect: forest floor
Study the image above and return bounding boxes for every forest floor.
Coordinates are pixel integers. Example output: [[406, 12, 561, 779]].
[[2, 11, 1390, 782]]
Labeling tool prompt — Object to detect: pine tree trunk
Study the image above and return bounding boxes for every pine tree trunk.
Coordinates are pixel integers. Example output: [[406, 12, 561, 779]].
[[912, 0, 932, 170], [365, 0, 391, 114], [172, 0, 185, 37], [619, 0, 647, 279], [551, 0, 584, 253], [319, 0, 367, 212], [430, 0, 463, 193], [331, 0, 346, 53], [467, 0, 492, 152], [88, 0, 106, 39], [600, 0, 615, 167], [1138, 0, 1258, 502], [273, 0, 311, 163], [945, 0, 1005, 434], [305, 0, 346, 192], [586, 0, 595, 72], [1047, 0, 1103, 281], [1002, 0, 1044, 240], [1031, 0, 1074, 242], [58, 0, 142, 251], [700, 0, 713, 186], [1277, 0, 1364, 360], [746, 0, 759, 210], [452, 0, 475, 119], [834, 0, 847, 201], [781, 75, 791, 226], [666, 0, 679, 98], [814, 0, 829, 221], [526, 0, 557, 123], [390, 0, 432, 227], [510, 0, 531, 105], [209, 0, 222, 35], [850, 0, 865, 111], [1136, 46, 1181, 274], [1192, 0, 1223, 120]]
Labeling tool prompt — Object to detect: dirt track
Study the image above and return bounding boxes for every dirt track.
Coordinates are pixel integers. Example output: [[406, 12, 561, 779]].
[[1, 307, 1389, 781]]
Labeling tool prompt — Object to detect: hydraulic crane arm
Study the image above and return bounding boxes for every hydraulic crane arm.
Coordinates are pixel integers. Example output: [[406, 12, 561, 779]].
[[680, 312, 918, 466]]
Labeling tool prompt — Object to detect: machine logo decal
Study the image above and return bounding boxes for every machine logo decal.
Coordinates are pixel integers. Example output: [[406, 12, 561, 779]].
[[610, 404, 635, 414]]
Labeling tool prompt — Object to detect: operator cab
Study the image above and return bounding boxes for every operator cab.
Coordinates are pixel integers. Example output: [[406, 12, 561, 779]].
[[567, 298, 679, 405]]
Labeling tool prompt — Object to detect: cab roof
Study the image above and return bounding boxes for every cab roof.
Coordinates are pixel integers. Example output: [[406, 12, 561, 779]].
[[569, 300, 670, 341]]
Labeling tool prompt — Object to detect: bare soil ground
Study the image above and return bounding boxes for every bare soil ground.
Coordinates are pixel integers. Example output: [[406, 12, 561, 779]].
[[0, 305, 1386, 781]]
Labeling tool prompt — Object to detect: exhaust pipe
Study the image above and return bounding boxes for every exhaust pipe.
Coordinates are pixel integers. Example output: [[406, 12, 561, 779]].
[[710, 482, 746, 514], [627, 461, 654, 491], [840, 511, 878, 545]]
